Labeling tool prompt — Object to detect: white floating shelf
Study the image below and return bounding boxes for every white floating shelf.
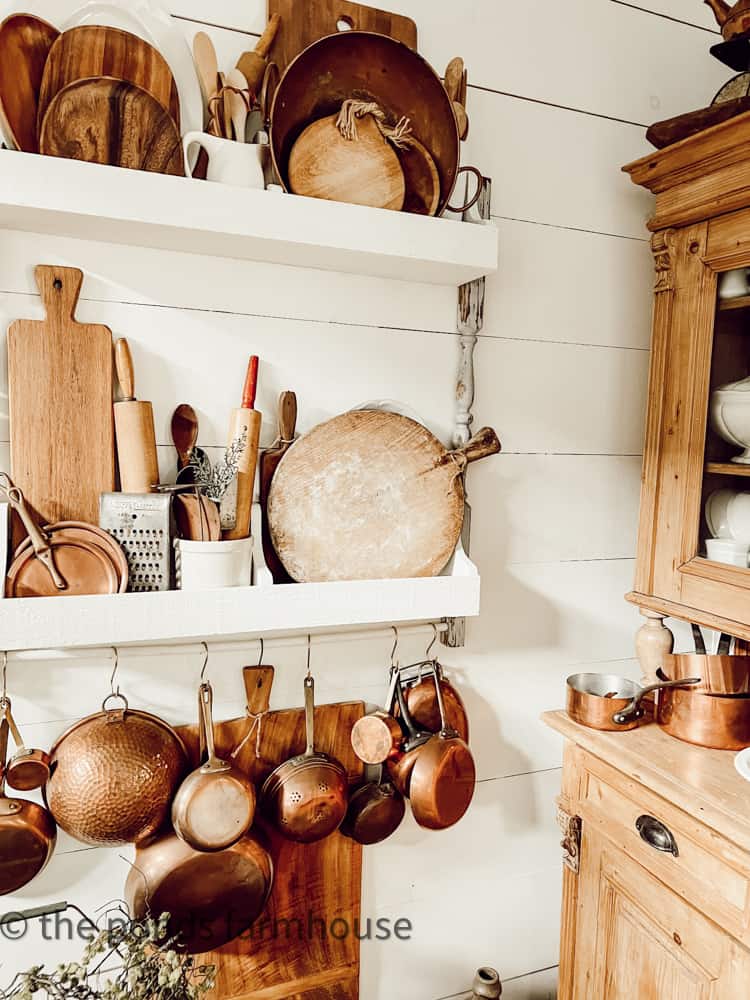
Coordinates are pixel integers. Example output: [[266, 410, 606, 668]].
[[0, 150, 498, 286], [0, 546, 480, 652]]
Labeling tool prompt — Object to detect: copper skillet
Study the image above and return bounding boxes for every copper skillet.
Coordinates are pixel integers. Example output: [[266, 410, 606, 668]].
[[13, 522, 128, 593], [1, 697, 50, 792], [0, 711, 57, 895], [171, 681, 256, 852], [403, 660, 470, 742], [261, 674, 348, 844]]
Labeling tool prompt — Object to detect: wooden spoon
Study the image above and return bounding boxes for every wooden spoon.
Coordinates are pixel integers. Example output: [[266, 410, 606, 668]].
[[193, 31, 219, 134], [171, 404, 199, 471], [0, 14, 59, 152], [226, 67, 249, 142], [444, 57, 464, 103], [218, 71, 233, 140]]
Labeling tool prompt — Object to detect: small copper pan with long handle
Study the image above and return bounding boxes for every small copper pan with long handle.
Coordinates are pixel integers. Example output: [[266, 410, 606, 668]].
[[2, 697, 50, 792], [171, 681, 256, 852], [0, 707, 57, 895]]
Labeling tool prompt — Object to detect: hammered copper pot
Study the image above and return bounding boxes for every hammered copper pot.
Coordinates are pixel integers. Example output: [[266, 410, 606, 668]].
[[45, 694, 187, 847]]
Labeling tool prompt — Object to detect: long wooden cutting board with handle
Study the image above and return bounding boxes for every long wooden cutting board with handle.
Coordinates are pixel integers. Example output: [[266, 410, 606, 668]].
[[267, 0, 417, 74], [8, 266, 115, 530]]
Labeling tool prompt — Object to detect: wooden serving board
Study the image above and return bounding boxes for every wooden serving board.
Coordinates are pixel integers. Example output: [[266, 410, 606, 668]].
[[267, 0, 417, 74], [0, 14, 59, 153], [38, 24, 180, 132], [8, 266, 115, 531], [176, 667, 364, 1000]]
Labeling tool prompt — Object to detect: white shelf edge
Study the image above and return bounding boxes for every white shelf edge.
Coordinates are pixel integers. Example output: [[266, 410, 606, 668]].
[[0, 150, 498, 286]]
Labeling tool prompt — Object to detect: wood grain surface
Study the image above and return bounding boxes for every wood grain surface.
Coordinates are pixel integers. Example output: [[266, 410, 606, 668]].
[[0, 14, 58, 153], [176, 667, 364, 1000], [38, 25, 180, 132], [8, 265, 115, 530], [259, 391, 297, 583], [267, 0, 417, 75], [268, 410, 467, 582], [39, 78, 184, 176], [398, 137, 440, 216], [288, 114, 405, 211]]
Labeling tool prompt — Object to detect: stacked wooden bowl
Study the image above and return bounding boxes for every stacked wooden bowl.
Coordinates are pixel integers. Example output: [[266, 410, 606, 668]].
[[0, 16, 183, 175]]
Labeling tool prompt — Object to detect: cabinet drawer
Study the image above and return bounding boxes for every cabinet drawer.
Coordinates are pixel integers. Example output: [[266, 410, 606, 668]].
[[579, 757, 750, 945]]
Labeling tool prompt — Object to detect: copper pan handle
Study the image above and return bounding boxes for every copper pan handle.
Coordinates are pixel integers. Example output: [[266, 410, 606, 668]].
[[304, 674, 315, 757], [612, 677, 701, 726], [0, 474, 66, 590], [199, 682, 221, 768], [0, 716, 8, 795], [446, 165, 484, 215], [2, 698, 26, 752]]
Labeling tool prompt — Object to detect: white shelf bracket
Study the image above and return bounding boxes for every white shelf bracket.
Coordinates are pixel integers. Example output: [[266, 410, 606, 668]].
[[444, 176, 493, 650]]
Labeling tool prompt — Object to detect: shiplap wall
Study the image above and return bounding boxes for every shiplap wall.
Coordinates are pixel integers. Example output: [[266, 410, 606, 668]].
[[0, 2, 725, 998]]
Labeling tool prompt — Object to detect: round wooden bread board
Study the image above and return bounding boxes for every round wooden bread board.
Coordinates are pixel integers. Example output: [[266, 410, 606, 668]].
[[268, 410, 469, 582], [39, 77, 184, 175]]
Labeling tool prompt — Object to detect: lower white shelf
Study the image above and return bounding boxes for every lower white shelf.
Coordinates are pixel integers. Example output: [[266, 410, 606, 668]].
[[0, 545, 480, 652]]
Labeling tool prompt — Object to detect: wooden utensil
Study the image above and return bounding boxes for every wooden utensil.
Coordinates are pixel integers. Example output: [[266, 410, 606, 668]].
[[223, 356, 262, 541], [268, 410, 501, 582], [0, 714, 57, 895], [226, 67, 249, 142], [38, 24, 180, 132], [173, 492, 221, 542], [444, 57, 464, 102], [217, 70, 232, 140], [114, 339, 159, 494], [236, 14, 281, 97], [259, 390, 297, 583], [267, 0, 417, 74], [0, 14, 58, 153], [193, 31, 219, 134], [40, 78, 184, 176], [398, 137, 440, 216], [171, 403, 198, 474], [289, 111, 406, 210], [171, 682, 256, 853], [8, 266, 115, 530]]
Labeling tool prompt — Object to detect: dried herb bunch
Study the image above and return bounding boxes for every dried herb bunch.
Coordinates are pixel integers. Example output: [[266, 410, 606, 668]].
[[2, 913, 215, 1000], [191, 426, 248, 503]]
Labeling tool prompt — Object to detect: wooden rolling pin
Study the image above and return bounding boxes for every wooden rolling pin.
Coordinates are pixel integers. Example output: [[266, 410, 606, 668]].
[[113, 339, 159, 493], [223, 356, 262, 540], [236, 14, 280, 96]]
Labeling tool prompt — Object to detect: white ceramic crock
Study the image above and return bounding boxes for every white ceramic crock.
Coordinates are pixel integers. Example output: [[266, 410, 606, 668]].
[[711, 376, 750, 464], [175, 537, 253, 590]]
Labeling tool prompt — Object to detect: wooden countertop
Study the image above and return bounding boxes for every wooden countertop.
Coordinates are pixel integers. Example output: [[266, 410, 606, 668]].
[[543, 710, 750, 855]]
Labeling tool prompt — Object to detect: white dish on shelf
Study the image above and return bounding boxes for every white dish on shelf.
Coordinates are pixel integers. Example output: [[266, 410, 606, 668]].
[[63, 0, 203, 145], [735, 747, 750, 783], [711, 376, 750, 464], [706, 488, 736, 539], [705, 536, 749, 566]]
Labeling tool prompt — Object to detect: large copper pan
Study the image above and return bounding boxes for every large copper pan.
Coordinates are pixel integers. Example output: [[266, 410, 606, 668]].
[[0, 713, 57, 895], [655, 667, 750, 750], [271, 31, 460, 216], [46, 693, 187, 846], [125, 828, 273, 954]]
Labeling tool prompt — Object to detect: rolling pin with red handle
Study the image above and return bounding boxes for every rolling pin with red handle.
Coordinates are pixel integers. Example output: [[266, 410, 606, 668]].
[[113, 339, 159, 494], [223, 356, 262, 540]]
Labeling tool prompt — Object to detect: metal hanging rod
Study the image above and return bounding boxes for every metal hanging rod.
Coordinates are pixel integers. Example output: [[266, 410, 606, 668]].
[[8, 622, 448, 663]]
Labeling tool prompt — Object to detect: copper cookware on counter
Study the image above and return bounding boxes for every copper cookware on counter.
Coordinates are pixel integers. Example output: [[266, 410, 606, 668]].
[[171, 682, 256, 852], [261, 674, 348, 843], [46, 692, 187, 846], [566, 672, 699, 732], [653, 660, 750, 750], [0, 711, 57, 895], [270, 31, 475, 217]]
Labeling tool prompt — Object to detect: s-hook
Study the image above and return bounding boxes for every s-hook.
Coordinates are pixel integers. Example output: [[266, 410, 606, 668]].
[[425, 623, 438, 661], [390, 625, 400, 670], [200, 641, 209, 682], [306, 634, 312, 678], [257, 637, 264, 667], [110, 647, 120, 697]]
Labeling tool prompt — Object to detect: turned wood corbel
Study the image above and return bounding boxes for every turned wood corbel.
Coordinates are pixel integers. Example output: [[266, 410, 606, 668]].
[[635, 610, 674, 683], [651, 228, 677, 293]]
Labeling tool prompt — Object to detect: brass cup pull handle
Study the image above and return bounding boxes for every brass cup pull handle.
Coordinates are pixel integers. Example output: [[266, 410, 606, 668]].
[[636, 814, 679, 857]]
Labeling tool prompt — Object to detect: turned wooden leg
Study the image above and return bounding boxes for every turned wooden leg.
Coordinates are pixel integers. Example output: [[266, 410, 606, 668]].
[[635, 611, 674, 683]]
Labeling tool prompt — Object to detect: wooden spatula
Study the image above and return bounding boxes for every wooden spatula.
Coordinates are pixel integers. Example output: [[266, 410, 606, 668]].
[[193, 31, 220, 135]]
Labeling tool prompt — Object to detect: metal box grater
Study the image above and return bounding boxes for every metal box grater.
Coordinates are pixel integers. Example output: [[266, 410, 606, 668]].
[[99, 494, 174, 593]]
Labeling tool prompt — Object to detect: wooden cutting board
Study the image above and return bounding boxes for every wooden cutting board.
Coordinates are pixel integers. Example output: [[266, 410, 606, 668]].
[[267, 0, 417, 74], [38, 24, 180, 133], [8, 266, 115, 529], [40, 79, 184, 176], [177, 667, 364, 1000], [0, 14, 59, 153]]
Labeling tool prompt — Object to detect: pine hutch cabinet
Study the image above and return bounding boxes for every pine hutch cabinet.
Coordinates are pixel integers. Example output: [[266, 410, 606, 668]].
[[622, 114, 750, 670]]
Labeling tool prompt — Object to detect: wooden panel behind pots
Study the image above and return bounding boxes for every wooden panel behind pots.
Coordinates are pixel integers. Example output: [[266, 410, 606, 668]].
[[176, 680, 364, 1000], [268, 0, 417, 75], [8, 265, 115, 531]]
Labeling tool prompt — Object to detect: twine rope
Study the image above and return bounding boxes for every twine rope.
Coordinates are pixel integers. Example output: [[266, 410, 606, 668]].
[[336, 99, 412, 149], [231, 709, 267, 761]]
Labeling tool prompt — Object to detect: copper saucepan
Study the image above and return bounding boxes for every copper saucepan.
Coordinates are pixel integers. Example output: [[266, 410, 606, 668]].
[[565, 673, 699, 732], [341, 767, 406, 846], [171, 682, 256, 852], [350, 666, 403, 766], [2, 697, 51, 792], [46, 693, 187, 846], [13, 521, 129, 593], [261, 674, 348, 843], [402, 660, 470, 742], [654, 667, 750, 750], [0, 713, 57, 895], [663, 653, 750, 695]]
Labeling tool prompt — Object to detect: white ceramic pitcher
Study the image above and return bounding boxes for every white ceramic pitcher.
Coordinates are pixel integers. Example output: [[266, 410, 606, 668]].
[[183, 132, 265, 188]]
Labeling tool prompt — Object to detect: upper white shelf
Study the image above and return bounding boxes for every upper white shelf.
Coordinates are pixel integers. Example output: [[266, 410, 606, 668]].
[[0, 545, 480, 652], [0, 150, 499, 286]]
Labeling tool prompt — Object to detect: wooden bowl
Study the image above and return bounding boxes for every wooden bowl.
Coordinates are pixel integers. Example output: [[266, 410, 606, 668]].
[[271, 31, 459, 215]]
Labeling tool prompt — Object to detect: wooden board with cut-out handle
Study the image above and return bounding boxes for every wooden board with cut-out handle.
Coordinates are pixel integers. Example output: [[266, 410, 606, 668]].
[[8, 265, 115, 531], [176, 666, 364, 1000]]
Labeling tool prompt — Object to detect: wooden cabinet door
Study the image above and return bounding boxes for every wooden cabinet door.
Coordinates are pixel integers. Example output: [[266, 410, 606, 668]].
[[569, 830, 750, 1000]]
